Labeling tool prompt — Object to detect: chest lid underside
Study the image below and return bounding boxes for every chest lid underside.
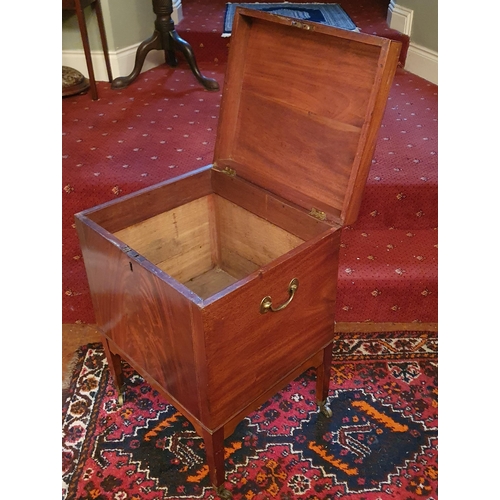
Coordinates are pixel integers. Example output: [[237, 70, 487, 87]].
[[213, 8, 401, 226]]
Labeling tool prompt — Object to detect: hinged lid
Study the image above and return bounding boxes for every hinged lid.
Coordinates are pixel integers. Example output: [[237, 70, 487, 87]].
[[213, 8, 401, 226]]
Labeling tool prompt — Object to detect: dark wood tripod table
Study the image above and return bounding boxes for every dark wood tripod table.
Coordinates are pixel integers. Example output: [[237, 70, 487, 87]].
[[111, 0, 219, 91]]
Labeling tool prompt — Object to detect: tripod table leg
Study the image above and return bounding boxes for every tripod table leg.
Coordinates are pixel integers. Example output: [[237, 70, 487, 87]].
[[111, 31, 162, 89], [169, 30, 220, 91]]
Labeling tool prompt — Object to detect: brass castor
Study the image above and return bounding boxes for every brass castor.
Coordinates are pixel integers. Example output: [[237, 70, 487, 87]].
[[117, 385, 126, 407], [215, 485, 232, 499], [318, 400, 333, 418]]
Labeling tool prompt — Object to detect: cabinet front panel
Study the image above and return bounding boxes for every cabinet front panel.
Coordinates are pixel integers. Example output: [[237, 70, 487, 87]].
[[202, 230, 340, 429]]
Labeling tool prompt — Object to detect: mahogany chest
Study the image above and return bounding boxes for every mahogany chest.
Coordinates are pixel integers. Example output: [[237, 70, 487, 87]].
[[75, 8, 400, 498]]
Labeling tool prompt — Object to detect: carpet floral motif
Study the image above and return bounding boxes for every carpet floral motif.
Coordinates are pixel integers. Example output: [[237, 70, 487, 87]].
[[63, 332, 437, 499]]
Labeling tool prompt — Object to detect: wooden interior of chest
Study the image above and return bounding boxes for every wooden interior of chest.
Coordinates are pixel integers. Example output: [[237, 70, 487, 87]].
[[88, 170, 335, 300], [116, 194, 308, 299]]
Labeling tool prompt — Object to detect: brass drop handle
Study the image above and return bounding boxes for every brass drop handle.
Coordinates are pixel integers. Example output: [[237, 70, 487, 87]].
[[260, 278, 299, 314]]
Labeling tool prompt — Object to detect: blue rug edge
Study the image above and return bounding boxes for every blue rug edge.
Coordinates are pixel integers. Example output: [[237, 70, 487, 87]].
[[222, 2, 359, 37]]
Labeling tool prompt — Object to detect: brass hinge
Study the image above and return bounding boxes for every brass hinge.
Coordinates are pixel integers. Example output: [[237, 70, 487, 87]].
[[290, 20, 314, 31], [309, 207, 327, 221], [216, 166, 236, 177]]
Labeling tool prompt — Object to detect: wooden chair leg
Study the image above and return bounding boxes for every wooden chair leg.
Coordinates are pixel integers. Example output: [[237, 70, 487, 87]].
[[74, 0, 98, 99], [94, 0, 113, 82]]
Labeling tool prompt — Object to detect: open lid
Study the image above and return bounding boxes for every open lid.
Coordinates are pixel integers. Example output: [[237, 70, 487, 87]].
[[214, 8, 401, 226]]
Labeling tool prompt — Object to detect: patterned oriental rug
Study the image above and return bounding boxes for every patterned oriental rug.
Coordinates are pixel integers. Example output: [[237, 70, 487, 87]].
[[62, 331, 438, 499], [222, 3, 358, 36]]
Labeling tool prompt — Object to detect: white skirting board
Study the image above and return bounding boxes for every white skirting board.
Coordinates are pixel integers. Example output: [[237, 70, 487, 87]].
[[62, 1, 183, 82], [62, 45, 167, 83], [405, 43, 438, 86], [387, 0, 413, 36], [387, 0, 438, 85]]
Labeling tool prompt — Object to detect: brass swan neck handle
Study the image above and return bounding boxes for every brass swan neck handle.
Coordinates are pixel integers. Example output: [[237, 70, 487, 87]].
[[260, 278, 299, 314]]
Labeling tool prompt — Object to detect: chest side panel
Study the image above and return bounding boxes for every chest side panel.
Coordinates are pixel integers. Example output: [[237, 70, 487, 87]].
[[201, 230, 341, 430], [75, 217, 204, 421]]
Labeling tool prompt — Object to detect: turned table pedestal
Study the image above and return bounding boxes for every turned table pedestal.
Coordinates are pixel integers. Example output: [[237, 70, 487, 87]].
[[111, 0, 219, 91]]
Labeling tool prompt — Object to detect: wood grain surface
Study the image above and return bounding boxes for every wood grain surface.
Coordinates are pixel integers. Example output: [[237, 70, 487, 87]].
[[215, 9, 401, 225]]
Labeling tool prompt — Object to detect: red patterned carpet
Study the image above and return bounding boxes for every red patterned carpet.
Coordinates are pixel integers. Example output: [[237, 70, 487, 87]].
[[63, 332, 437, 499], [62, 0, 437, 324]]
